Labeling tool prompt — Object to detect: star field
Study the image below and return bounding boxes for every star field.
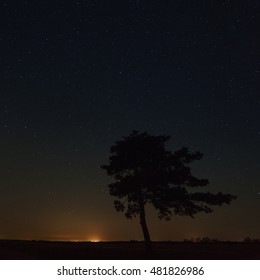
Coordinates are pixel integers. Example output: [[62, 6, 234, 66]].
[[0, 0, 259, 241]]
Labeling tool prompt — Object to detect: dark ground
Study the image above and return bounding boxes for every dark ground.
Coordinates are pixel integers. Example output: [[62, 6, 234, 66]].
[[0, 240, 259, 260]]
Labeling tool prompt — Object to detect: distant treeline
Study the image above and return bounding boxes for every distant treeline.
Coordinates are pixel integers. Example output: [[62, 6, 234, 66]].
[[183, 237, 260, 243]]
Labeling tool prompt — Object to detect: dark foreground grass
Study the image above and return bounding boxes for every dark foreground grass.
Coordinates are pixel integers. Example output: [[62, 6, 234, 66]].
[[0, 240, 260, 260]]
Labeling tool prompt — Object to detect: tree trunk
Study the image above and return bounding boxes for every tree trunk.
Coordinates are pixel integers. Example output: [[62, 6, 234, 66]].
[[139, 202, 152, 250]]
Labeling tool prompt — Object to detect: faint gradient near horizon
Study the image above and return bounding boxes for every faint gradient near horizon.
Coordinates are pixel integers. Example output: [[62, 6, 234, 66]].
[[0, 1, 259, 242]]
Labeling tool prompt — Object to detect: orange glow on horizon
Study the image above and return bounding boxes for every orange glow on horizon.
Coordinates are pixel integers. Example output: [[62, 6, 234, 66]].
[[90, 239, 100, 242], [87, 235, 102, 242], [64, 237, 102, 243]]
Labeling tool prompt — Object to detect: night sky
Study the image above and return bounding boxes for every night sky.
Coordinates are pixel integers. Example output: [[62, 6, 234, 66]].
[[1, 0, 259, 242]]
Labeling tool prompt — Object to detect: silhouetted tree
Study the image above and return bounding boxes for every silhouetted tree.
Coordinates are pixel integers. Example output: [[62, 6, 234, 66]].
[[101, 131, 236, 249], [243, 237, 252, 243]]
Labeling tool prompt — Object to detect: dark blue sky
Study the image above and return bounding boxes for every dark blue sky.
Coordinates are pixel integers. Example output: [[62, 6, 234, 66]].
[[0, 0, 259, 241]]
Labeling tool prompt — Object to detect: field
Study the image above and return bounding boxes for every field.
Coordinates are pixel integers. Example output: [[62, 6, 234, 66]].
[[0, 240, 260, 260]]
